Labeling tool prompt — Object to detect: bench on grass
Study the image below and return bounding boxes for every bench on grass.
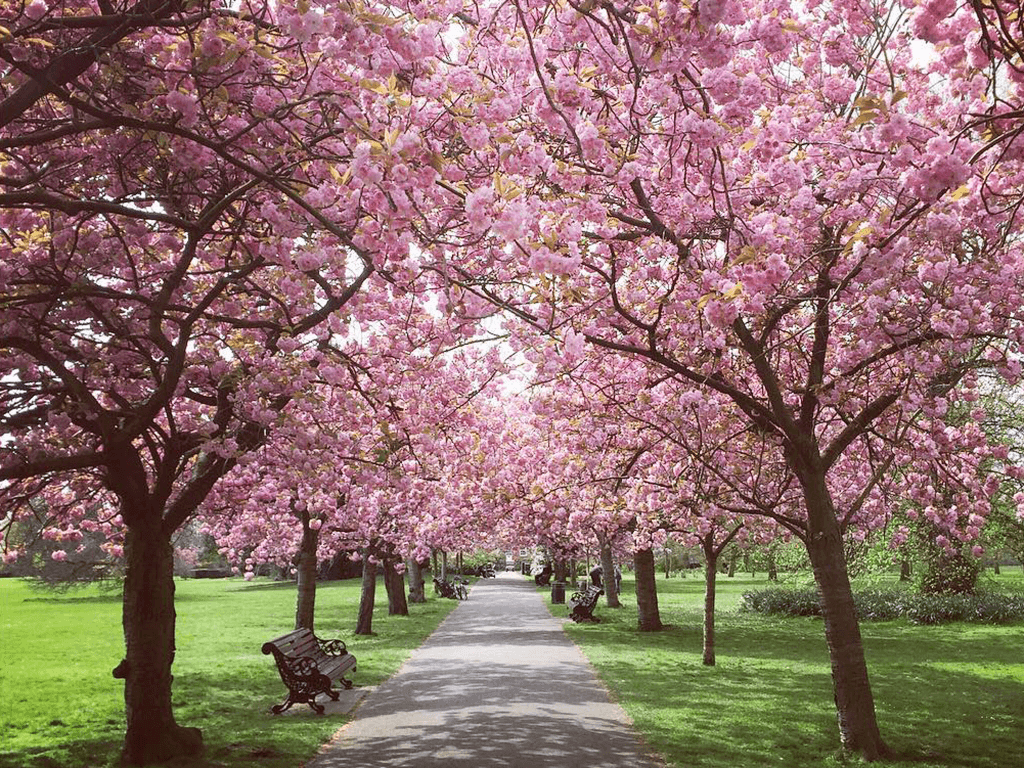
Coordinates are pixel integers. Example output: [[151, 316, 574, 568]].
[[261, 628, 356, 714], [568, 585, 604, 623], [433, 576, 468, 600]]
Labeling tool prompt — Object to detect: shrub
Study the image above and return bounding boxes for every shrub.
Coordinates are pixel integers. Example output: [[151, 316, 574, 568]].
[[740, 587, 1024, 625]]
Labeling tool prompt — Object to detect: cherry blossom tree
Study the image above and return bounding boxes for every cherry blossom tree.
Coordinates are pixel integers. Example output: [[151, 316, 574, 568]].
[[416, 0, 1024, 757], [0, 0, 454, 762]]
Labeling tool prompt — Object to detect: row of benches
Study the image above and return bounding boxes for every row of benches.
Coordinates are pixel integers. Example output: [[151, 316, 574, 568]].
[[262, 578, 605, 713]]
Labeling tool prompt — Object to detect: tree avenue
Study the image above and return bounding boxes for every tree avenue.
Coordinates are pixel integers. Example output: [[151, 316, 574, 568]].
[[1, 0, 454, 762], [2, 0, 1024, 766], [411, 0, 1024, 759]]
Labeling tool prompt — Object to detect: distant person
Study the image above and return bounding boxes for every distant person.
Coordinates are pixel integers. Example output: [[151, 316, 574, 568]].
[[589, 565, 603, 587], [534, 564, 553, 586], [614, 564, 622, 593]]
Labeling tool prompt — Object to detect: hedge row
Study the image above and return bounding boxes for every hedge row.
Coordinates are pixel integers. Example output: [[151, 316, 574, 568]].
[[740, 587, 1024, 625]]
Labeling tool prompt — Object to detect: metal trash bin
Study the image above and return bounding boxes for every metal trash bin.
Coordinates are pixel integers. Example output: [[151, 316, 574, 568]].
[[551, 581, 566, 604]]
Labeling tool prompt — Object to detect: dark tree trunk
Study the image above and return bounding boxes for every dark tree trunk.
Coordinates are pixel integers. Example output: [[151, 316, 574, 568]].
[[119, 514, 202, 765], [600, 542, 621, 608], [899, 558, 912, 582], [294, 517, 318, 630], [727, 548, 738, 577], [355, 555, 377, 635], [406, 558, 426, 603], [993, 560, 1000, 575], [553, 558, 568, 584], [803, 473, 888, 760], [384, 558, 409, 616], [767, 551, 778, 581], [440, 550, 447, 582], [701, 535, 718, 666], [633, 547, 663, 632]]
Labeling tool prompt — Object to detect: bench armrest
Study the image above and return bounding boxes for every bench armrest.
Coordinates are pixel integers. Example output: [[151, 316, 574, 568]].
[[316, 637, 348, 656], [281, 654, 322, 679]]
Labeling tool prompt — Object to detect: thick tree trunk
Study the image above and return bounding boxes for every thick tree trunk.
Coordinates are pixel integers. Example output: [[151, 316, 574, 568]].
[[600, 543, 621, 608], [355, 555, 377, 635], [767, 551, 778, 581], [702, 536, 718, 666], [384, 558, 409, 616], [899, 558, 912, 582], [294, 520, 318, 630], [803, 473, 888, 760], [727, 548, 738, 577], [633, 547, 663, 632], [406, 558, 426, 603], [118, 516, 202, 765]]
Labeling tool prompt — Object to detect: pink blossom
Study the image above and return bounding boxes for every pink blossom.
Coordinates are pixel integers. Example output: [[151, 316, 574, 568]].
[[51, 550, 68, 562], [563, 328, 586, 361], [165, 89, 198, 128], [25, 1, 47, 20], [493, 200, 530, 243], [464, 186, 495, 233]]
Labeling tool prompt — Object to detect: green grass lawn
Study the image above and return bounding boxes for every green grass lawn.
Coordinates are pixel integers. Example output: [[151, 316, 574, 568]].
[[0, 576, 460, 768], [555, 571, 1024, 768]]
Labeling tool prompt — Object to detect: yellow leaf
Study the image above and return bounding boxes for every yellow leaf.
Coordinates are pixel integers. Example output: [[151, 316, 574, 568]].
[[849, 110, 878, 128], [722, 282, 744, 300], [740, 139, 757, 151], [0, 26, 12, 40], [780, 19, 801, 32], [23, 37, 55, 48], [732, 246, 759, 266], [853, 95, 883, 111], [360, 78, 388, 95], [843, 223, 873, 253], [949, 184, 971, 200], [697, 291, 714, 310]]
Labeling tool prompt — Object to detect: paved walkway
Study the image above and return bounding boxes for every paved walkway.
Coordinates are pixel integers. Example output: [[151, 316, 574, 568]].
[[304, 571, 664, 768]]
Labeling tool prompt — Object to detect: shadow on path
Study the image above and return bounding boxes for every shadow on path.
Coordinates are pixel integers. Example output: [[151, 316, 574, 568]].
[[305, 572, 663, 768]]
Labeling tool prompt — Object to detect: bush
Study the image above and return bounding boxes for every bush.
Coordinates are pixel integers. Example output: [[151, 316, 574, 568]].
[[740, 586, 1024, 625]]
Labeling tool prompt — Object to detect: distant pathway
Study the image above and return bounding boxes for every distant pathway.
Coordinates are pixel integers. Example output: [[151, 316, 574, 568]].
[[305, 571, 663, 768]]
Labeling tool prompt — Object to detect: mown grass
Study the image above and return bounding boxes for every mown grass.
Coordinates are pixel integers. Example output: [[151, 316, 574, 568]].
[[553, 571, 1024, 768], [0, 576, 460, 768]]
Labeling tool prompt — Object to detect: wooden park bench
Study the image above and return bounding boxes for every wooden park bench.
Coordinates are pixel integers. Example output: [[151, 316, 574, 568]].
[[568, 585, 604, 623], [261, 628, 357, 714], [433, 576, 468, 600]]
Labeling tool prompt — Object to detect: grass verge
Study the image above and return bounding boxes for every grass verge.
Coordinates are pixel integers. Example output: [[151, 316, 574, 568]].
[[550, 572, 1024, 768], [0, 576, 460, 768]]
